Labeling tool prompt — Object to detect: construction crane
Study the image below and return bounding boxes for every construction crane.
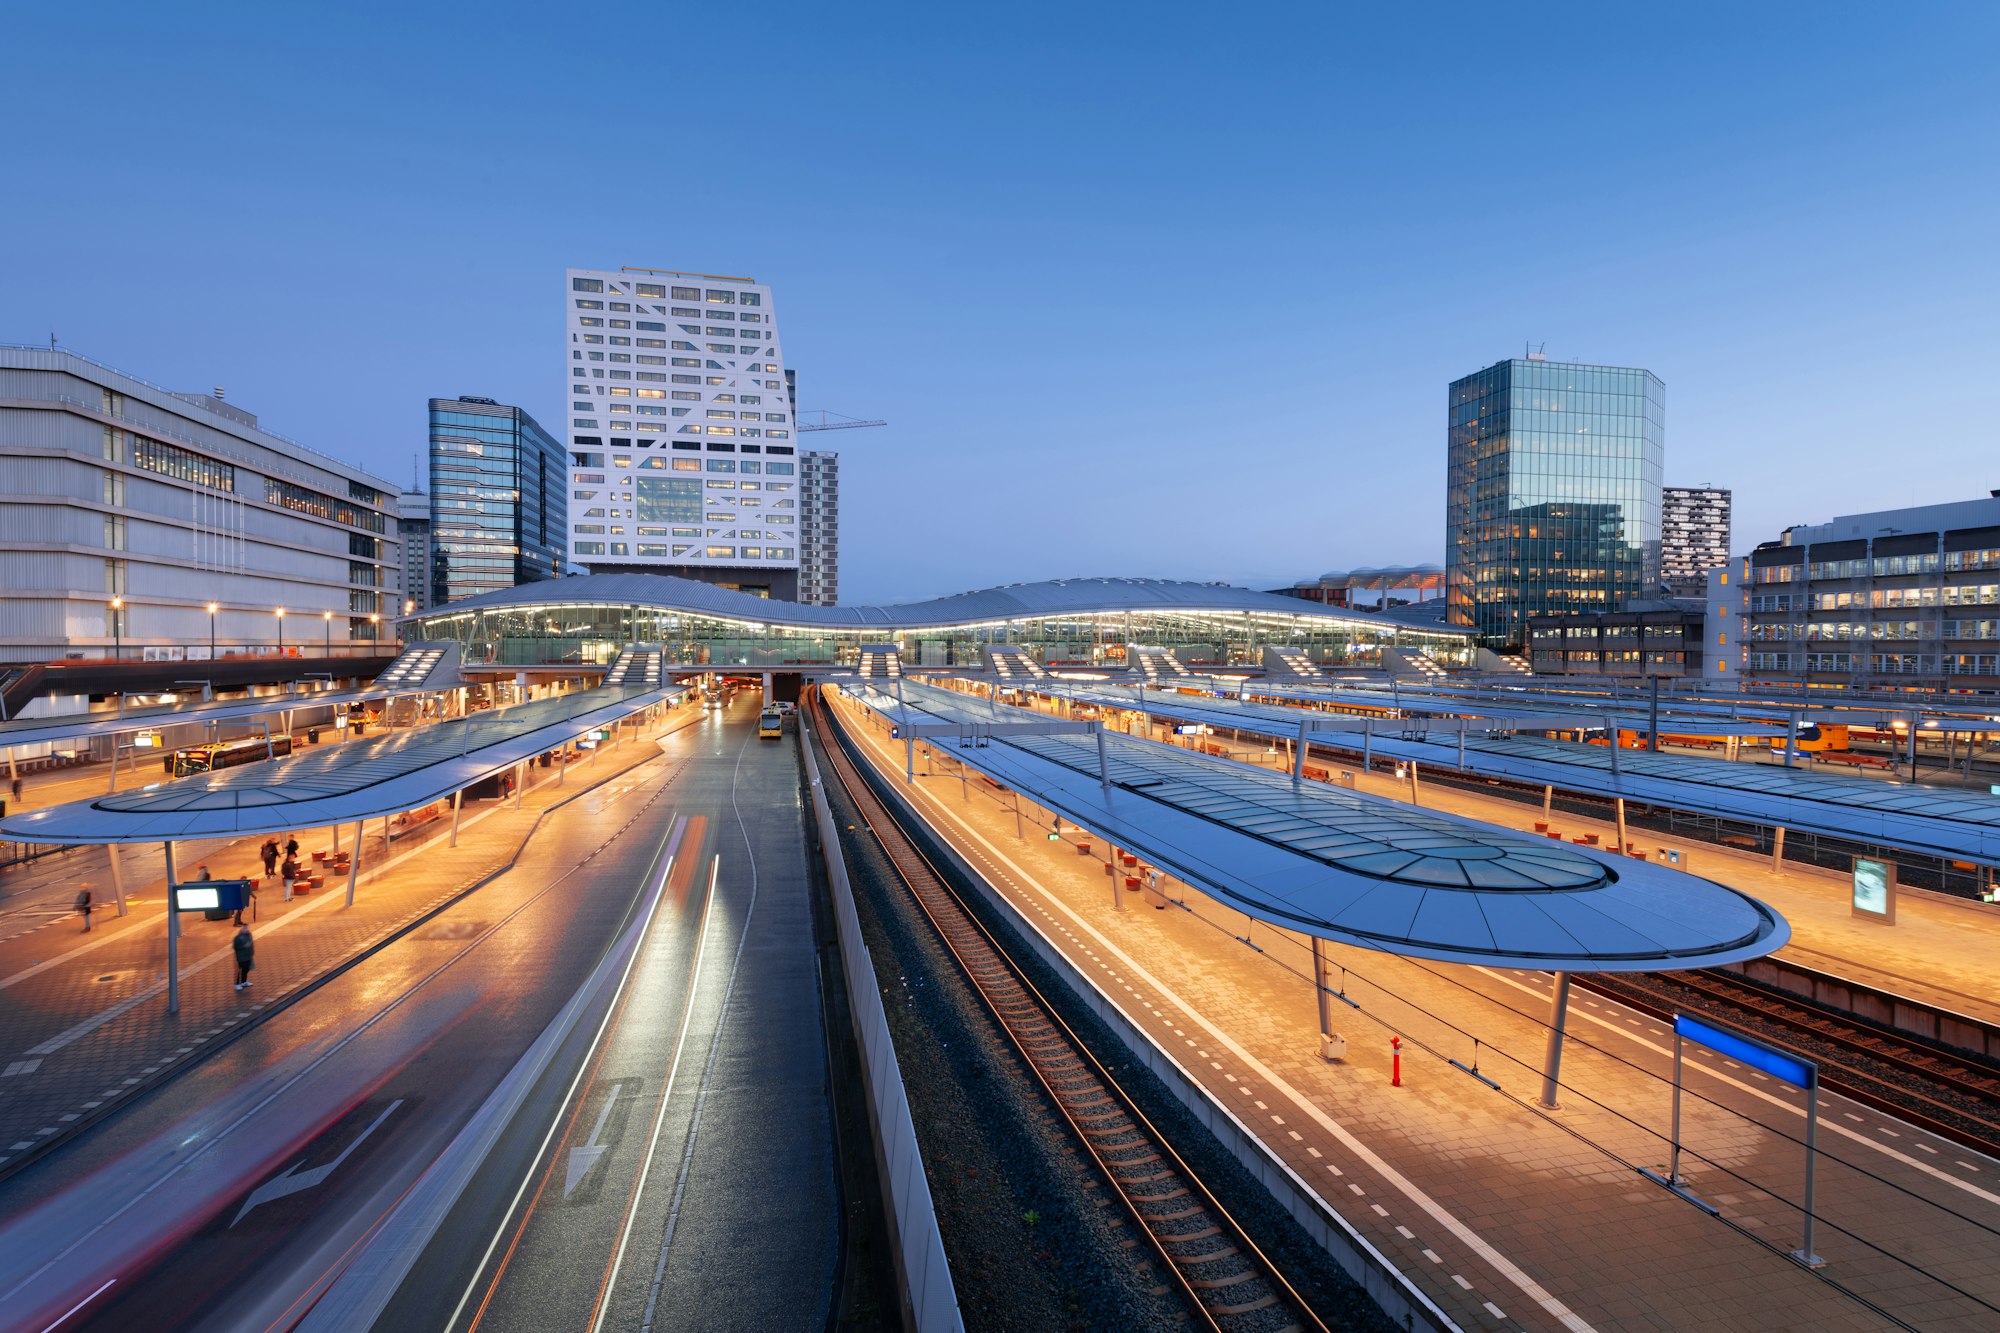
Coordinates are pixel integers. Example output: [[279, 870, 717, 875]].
[[797, 410, 887, 432]]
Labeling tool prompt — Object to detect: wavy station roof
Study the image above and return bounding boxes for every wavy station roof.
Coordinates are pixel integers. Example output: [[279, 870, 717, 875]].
[[0, 654, 679, 845], [415, 573, 1478, 637], [842, 681, 1787, 972], [1006, 678, 2000, 868]]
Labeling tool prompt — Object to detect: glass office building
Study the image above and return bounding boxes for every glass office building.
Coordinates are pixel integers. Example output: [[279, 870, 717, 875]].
[[1445, 358, 1663, 646], [428, 397, 566, 606]]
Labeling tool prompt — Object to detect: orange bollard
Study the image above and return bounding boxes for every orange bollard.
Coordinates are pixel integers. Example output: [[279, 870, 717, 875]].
[[1391, 1035, 1402, 1087]]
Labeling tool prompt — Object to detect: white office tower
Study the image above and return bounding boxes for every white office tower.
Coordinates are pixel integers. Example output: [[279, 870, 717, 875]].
[[799, 450, 839, 605], [564, 266, 802, 599]]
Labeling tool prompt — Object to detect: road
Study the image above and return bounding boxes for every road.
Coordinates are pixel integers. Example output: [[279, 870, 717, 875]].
[[0, 696, 841, 1333]]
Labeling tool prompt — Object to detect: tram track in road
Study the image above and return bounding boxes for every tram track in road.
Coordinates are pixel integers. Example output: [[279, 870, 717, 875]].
[[810, 691, 1330, 1333], [1, 760, 693, 1333], [1577, 967, 2000, 1159]]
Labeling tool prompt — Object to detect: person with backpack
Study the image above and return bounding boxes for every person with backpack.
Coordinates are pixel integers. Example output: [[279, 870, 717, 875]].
[[74, 882, 93, 932], [231, 924, 254, 990], [260, 839, 279, 877]]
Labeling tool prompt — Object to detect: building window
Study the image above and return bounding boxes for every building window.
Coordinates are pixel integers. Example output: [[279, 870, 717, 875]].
[[573, 277, 604, 292], [705, 290, 734, 304], [131, 435, 236, 491]]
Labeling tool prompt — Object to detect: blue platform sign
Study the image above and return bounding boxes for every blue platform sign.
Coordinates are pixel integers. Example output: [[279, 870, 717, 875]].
[[1674, 1014, 1814, 1089]]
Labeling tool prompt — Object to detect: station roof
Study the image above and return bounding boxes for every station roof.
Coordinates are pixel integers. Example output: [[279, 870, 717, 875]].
[[1244, 681, 1784, 737], [415, 573, 1477, 638], [0, 675, 680, 845], [0, 644, 465, 752], [997, 678, 2000, 867], [847, 682, 1788, 972]]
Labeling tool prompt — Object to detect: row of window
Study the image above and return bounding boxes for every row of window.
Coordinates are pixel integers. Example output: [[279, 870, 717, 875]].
[[573, 277, 762, 306], [571, 539, 794, 559]]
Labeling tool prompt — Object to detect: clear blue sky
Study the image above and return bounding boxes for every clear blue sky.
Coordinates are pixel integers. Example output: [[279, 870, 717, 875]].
[[5, 2, 1996, 602]]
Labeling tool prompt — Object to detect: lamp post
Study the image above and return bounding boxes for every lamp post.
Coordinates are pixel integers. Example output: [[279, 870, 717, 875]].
[[275, 607, 286, 657], [370, 613, 380, 652], [110, 597, 123, 661], [207, 603, 218, 662], [323, 609, 333, 657]]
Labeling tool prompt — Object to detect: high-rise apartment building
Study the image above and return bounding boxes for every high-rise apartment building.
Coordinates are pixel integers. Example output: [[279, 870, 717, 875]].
[[428, 396, 565, 606], [1661, 485, 1731, 596], [1445, 356, 1663, 646], [395, 483, 432, 617], [799, 450, 840, 605], [1726, 494, 2000, 692], [0, 345, 402, 662], [564, 266, 801, 599]]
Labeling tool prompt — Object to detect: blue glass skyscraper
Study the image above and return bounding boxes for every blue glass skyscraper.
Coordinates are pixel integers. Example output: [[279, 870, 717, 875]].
[[1445, 358, 1663, 646], [428, 396, 566, 606]]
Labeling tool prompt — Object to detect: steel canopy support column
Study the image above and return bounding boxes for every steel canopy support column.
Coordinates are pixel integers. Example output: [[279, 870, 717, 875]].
[[449, 787, 464, 846], [1538, 971, 1573, 1110], [106, 842, 128, 916], [1406, 760, 1420, 806], [164, 841, 180, 1016], [1771, 826, 1786, 874], [1615, 797, 1629, 856], [1095, 722, 1113, 797], [1907, 713, 1920, 780], [1313, 937, 1337, 1060], [1783, 713, 1797, 769], [1542, 783, 1554, 817], [345, 823, 361, 907], [1293, 717, 1309, 786]]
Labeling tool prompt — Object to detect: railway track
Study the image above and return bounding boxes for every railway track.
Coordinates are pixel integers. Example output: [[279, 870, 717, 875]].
[[1578, 968, 2000, 1157], [809, 692, 1330, 1333]]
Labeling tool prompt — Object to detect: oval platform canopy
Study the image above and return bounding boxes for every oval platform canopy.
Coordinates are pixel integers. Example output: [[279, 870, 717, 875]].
[[853, 681, 1791, 973]]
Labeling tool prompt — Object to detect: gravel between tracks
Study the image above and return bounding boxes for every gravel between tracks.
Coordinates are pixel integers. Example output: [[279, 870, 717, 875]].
[[819, 721, 1397, 1333]]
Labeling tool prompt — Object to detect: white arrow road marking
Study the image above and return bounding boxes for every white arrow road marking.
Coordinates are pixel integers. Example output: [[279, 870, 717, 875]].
[[231, 1099, 403, 1227], [565, 1085, 625, 1200]]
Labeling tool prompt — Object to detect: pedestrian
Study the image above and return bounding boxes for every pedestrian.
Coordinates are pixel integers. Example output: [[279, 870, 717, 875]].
[[280, 855, 298, 901], [260, 838, 279, 877], [197, 864, 213, 881], [231, 923, 254, 990], [283, 834, 299, 861], [75, 882, 93, 932], [233, 876, 257, 926], [9, 775, 20, 806]]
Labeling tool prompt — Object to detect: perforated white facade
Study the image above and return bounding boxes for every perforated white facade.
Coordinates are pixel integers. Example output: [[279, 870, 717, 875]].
[[563, 266, 800, 584]]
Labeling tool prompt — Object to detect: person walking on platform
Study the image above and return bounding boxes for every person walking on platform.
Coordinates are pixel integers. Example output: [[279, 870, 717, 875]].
[[283, 833, 299, 862], [232, 924, 254, 990], [75, 882, 93, 932], [233, 877, 257, 926], [280, 855, 299, 902], [260, 839, 279, 877]]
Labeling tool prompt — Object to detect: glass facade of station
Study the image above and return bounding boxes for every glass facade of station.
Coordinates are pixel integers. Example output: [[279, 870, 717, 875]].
[[411, 601, 1475, 671], [1446, 359, 1663, 647]]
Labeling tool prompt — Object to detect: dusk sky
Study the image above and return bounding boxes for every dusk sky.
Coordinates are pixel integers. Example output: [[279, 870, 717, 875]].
[[5, 2, 1997, 603]]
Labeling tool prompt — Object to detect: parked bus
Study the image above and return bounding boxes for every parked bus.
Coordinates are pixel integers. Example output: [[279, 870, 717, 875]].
[[171, 733, 295, 778], [758, 710, 784, 739]]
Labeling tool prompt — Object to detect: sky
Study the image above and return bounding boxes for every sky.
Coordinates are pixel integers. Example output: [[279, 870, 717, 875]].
[[5, 2, 1998, 604]]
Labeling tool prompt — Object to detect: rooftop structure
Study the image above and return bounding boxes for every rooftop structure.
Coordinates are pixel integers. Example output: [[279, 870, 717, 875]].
[[1269, 565, 1444, 610], [846, 680, 1788, 971], [407, 573, 1477, 672]]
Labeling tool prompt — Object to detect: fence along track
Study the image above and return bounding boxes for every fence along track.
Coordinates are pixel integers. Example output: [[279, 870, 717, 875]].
[[810, 693, 1330, 1333]]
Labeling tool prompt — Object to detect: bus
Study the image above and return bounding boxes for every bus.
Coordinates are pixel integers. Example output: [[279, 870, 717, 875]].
[[758, 710, 784, 739], [172, 734, 295, 778]]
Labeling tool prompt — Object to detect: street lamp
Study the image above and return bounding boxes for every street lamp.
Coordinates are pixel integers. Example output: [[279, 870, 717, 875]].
[[110, 597, 123, 661], [207, 603, 218, 661], [275, 607, 286, 656], [323, 609, 333, 657], [370, 613, 380, 651]]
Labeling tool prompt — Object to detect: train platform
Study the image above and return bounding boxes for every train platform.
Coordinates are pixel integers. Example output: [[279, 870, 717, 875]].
[[0, 710, 697, 1178], [830, 691, 2000, 1332], [1169, 728, 2000, 1028]]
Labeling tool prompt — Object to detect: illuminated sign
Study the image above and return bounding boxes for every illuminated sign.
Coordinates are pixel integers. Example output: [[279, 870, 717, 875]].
[[1851, 857, 1896, 923], [172, 880, 252, 912]]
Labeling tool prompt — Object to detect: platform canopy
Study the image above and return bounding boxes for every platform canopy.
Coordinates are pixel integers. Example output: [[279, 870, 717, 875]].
[[843, 682, 1789, 973], [0, 679, 680, 845]]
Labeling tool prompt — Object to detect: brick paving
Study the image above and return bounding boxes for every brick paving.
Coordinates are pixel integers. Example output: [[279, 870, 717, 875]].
[[834, 693, 2000, 1332], [0, 710, 698, 1178]]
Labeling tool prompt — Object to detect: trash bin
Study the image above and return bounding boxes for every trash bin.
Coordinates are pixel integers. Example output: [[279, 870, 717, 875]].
[[307, 728, 320, 744]]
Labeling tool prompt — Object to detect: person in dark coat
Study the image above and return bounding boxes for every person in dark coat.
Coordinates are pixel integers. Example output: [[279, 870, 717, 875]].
[[232, 925, 254, 990], [260, 839, 279, 877], [75, 883, 93, 932]]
